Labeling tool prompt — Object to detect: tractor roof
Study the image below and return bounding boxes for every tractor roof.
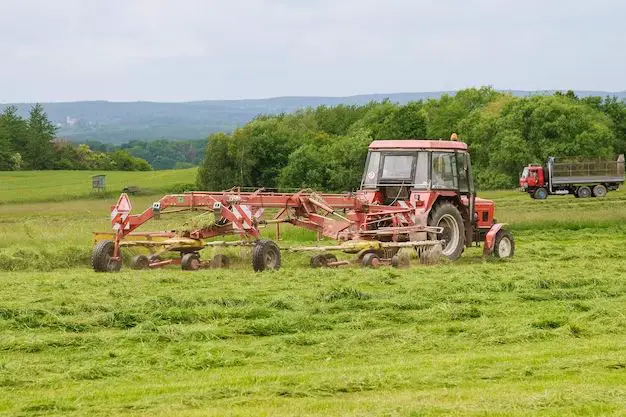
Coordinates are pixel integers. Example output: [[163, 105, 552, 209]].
[[368, 140, 468, 151]]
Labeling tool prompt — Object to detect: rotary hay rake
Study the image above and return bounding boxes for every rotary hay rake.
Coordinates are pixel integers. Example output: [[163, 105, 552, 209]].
[[92, 188, 444, 272]]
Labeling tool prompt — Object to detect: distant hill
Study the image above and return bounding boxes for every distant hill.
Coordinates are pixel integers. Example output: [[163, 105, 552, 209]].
[[3, 90, 625, 144]]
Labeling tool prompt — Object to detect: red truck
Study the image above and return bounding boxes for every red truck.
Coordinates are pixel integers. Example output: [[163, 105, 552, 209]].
[[519, 155, 625, 199]]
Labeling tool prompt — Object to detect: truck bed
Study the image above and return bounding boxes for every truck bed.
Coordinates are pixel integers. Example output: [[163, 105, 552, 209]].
[[552, 175, 625, 185]]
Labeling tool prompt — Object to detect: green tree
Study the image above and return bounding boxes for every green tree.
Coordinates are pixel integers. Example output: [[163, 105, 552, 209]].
[[197, 133, 239, 190], [24, 104, 56, 169]]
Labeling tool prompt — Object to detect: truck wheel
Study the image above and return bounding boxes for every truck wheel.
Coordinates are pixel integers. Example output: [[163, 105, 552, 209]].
[[252, 240, 281, 272], [534, 188, 548, 200], [92, 240, 121, 272], [592, 184, 607, 198], [428, 202, 465, 261], [493, 230, 515, 259], [577, 186, 592, 198]]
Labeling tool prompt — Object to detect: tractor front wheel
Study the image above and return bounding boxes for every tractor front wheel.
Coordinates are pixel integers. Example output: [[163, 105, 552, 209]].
[[91, 240, 121, 272], [428, 202, 465, 261], [493, 230, 515, 259], [252, 240, 281, 272]]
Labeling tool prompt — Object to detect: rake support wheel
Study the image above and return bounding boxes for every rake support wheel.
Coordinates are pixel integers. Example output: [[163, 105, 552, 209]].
[[91, 240, 121, 272], [130, 254, 150, 270], [181, 252, 201, 271], [252, 240, 281, 272], [362, 252, 381, 268], [211, 254, 230, 269]]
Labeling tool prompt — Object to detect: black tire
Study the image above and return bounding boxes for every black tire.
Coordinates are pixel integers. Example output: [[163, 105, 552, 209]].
[[577, 186, 592, 198], [592, 184, 607, 198], [130, 254, 150, 270], [252, 240, 281, 272], [391, 253, 410, 268], [211, 254, 230, 269], [148, 254, 162, 263], [493, 229, 515, 258], [311, 254, 329, 268], [534, 188, 548, 200], [529, 192, 536, 199], [181, 253, 201, 271], [361, 252, 381, 268], [91, 240, 121, 272], [428, 202, 465, 261]]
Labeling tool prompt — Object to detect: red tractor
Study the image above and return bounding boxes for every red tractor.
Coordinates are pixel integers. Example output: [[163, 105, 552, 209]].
[[92, 137, 514, 272], [361, 139, 513, 260]]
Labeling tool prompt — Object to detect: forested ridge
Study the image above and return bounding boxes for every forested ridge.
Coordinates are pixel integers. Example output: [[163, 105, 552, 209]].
[[0, 105, 151, 171], [197, 87, 626, 191]]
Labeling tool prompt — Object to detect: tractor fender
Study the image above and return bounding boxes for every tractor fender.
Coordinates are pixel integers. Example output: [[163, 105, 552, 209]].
[[483, 223, 507, 256]]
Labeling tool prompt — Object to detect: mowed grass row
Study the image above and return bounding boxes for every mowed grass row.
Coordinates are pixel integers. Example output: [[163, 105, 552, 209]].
[[0, 189, 625, 415], [0, 169, 196, 204], [1, 188, 625, 271], [0, 243, 624, 416]]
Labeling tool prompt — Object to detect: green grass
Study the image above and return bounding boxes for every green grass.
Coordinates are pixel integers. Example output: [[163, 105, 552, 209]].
[[0, 169, 197, 204], [0, 188, 625, 415]]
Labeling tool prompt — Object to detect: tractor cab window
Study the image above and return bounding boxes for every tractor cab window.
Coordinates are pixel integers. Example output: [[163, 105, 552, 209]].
[[381, 154, 415, 181], [456, 152, 469, 193], [414, 152, 429, 188], [431, 152, 458, 189], [362, 152, 381, 187]]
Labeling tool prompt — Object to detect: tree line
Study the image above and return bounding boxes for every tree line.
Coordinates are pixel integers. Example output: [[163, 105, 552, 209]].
[[86, 139, 206, 170], [0, 105, 151, 171], [197, 88, 626, 191]]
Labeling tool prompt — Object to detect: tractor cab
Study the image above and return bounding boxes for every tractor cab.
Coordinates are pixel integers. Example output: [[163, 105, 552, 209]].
[[358, 137, 510, 260], [360, 139, 474, 201]]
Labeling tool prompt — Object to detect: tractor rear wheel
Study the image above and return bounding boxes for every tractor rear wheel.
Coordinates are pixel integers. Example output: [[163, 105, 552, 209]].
[[592, 184, 607, 198], [91, 240, 121, 272], [428, 202, 465, 261], [534, 188, 548, 200], [577, 186, 592, 198], [493, 230, 515, 259], [252, 240, 281, 272]]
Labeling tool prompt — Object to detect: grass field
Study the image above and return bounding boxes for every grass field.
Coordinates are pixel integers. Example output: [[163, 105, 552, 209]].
[[0, 169, 196, 204], [0, 185, 625, 416]]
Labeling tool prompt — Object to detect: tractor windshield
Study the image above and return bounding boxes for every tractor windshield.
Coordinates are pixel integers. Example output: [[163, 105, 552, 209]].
[[362, 151, 428, 188]]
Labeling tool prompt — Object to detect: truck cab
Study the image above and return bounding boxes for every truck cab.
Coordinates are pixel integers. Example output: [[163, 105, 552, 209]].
[[520, 164, 545, 189], [358, 138, 513, 260]]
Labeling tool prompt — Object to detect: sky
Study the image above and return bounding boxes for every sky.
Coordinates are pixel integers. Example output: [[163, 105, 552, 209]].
[[1, 0, 625, 102]]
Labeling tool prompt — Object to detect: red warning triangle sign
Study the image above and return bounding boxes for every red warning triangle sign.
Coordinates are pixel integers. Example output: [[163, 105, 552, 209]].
[[116, 194, 132, 213]]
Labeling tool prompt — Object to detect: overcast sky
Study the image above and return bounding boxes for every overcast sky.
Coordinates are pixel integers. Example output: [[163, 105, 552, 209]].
[[1, 0, 624, 102]]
